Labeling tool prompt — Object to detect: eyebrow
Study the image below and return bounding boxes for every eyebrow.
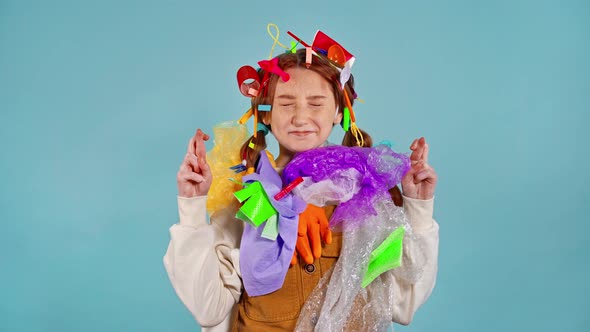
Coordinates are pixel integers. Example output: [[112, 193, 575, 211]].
[[275, 94, 328, 100], [275, 94, 296, 100]]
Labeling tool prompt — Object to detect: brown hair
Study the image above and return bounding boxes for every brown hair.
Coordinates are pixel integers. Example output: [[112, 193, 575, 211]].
[[239, 48, 373, 169]]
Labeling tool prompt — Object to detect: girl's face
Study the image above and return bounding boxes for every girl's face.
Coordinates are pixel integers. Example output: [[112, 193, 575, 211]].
[[265, 67, 342, 154]]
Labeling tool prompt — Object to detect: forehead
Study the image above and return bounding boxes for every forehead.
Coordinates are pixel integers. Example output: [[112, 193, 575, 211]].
[[274, 67, 333, 97]]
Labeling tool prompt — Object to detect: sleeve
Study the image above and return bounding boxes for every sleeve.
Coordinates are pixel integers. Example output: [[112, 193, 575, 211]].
[[387, 195, 439, 325], [163, 195, 244, 327]]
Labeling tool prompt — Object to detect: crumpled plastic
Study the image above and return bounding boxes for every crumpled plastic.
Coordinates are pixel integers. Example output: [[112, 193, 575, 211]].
[[239, 151, 307, 297], [206, 121, 250, 216], [283, 144, 410, 232], [279, 144, 424, 331], [294, 198, 427, 332], [292, 169, 362, 207]]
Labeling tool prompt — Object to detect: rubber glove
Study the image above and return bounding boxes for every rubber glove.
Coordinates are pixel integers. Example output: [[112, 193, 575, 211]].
[[291, 204, 332, 265]]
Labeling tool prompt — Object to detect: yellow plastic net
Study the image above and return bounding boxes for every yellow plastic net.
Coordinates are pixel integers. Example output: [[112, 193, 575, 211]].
[[205, 121, 250, 215]]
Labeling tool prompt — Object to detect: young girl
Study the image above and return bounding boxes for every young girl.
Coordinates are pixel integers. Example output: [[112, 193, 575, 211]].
[[164, 32, 439, 331]]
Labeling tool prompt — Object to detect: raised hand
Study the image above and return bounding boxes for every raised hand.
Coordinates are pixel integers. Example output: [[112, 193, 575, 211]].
[[291, 204, 332, 266], [401, 137, 437, 200], [176, 129, 213, 198]]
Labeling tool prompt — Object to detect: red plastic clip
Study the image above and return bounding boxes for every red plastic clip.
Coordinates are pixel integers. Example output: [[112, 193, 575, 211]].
[[274, 177, 304, 201]]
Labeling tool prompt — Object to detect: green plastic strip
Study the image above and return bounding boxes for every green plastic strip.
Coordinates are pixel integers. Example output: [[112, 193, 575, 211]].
[[261, 213, 279, 240], [343, 107, 350, 132], [362, 226, 405, 288], [234, 181, 277, 227]]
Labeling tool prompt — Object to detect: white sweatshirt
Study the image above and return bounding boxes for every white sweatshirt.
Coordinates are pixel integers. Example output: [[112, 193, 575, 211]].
[[164, 195, 439, 331]]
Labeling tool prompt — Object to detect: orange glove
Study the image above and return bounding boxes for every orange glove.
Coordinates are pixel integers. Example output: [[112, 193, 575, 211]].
[[291, 204, 332, 265]]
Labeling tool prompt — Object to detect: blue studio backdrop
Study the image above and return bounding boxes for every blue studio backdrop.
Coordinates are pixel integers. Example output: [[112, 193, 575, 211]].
[[1, 1, 588, 331]]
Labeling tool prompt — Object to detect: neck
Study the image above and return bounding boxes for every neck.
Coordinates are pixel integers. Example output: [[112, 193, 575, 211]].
[[275, 145, 295, 168], [275, 141, 332, 168]]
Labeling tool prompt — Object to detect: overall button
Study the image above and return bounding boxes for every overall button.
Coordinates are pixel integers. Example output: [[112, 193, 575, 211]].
[[304, 263, 316, 274]]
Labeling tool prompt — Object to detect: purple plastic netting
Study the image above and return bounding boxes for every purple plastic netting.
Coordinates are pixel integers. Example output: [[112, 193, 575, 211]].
[[282, 144, 410, 230]]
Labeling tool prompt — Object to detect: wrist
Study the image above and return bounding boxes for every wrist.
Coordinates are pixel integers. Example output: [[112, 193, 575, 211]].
[[177, 195, 208, 226]]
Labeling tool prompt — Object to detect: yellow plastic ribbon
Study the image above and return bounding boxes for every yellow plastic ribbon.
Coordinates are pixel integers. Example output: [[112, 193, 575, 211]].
[[238, 108, 253, 124], [266, 23, 290, 59], [350, 122, 365, 147]]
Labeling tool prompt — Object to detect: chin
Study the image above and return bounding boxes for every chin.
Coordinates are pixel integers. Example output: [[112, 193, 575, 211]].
[[286, 141, 323, 153]]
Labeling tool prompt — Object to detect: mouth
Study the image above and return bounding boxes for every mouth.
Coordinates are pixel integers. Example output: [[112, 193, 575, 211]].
[[289, 131, 316, 137]]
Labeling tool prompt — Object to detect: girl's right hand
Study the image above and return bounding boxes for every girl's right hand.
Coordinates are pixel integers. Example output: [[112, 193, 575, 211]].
[[176, 129, 213, 198]]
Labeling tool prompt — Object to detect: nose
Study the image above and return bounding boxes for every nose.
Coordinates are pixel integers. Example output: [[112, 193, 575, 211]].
[[291, 106, 308, 126]]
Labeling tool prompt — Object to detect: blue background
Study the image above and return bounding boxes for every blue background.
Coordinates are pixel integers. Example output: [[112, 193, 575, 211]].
[[1, 0, 588, 331]]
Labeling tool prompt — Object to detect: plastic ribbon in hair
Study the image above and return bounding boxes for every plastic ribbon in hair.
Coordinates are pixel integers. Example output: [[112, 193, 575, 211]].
[[256, 122, 270, 136], [266, 23, 291, 59], [258, 57, 290, 83], [236, 66, 261, 97]]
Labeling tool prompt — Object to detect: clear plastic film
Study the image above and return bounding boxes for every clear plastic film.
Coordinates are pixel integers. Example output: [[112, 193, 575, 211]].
[[292, 169, 363, 207], [295, 198, 427, 331], [206, 121, 250, 216]]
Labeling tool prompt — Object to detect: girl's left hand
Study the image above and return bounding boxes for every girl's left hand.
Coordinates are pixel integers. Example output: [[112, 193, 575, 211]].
[[401, 137, 437, 200]]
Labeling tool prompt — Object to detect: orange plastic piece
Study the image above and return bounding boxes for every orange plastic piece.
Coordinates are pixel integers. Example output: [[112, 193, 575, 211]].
[[291, 204, 332, 265]]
